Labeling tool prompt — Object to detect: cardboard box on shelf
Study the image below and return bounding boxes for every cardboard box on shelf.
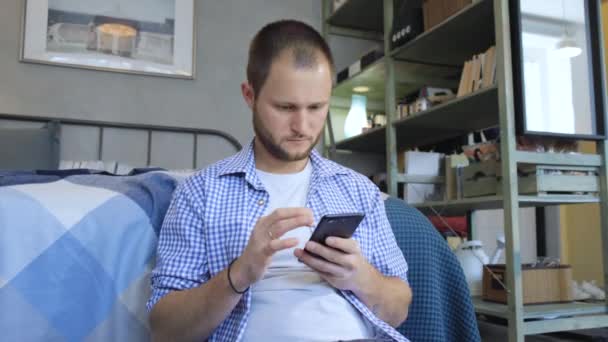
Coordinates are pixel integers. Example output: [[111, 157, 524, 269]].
[[422, 0, 472, 31], [483, 264, 573, 304]]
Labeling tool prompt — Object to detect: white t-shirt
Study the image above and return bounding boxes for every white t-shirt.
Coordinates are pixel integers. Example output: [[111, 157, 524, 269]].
[[241, 161, 374, 341]]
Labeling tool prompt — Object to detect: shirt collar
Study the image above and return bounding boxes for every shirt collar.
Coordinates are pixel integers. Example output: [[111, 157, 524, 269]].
[[217, 139, 347, 188]]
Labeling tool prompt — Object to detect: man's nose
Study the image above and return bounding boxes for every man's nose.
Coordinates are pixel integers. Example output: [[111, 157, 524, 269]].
[[290, 109, 308, 133]]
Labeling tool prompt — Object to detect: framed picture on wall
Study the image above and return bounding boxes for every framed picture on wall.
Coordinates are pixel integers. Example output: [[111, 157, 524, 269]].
[[20, 0, 196, 79], [510, 0, 607, 139]]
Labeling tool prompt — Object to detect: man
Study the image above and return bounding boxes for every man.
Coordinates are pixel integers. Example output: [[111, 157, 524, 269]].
[[148, 20, 412, 342]]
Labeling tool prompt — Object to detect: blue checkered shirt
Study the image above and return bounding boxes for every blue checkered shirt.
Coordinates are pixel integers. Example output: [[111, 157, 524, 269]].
[[148, 141, 410, 342]]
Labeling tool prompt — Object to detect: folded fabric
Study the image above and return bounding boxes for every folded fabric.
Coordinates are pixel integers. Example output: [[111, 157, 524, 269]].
[[0, 174, 60, 187], [0, 172, 179, 341]]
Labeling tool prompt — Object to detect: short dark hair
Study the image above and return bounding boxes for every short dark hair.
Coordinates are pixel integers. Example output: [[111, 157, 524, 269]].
[[247, 20, 334, 98]]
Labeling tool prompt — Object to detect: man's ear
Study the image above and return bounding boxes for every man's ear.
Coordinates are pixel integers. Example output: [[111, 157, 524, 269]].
[[241, 82, 255, 110]]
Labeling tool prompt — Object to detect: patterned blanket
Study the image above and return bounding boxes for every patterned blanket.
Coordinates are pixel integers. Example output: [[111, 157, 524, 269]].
[[0, 172, 178, 342], [0, 172, 480, 342]]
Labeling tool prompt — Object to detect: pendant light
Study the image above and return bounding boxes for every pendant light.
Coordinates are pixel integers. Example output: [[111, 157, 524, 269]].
[[555, 0, 582, 58]]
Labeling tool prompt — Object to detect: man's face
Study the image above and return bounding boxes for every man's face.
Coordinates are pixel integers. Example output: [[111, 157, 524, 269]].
[[247, 51, 333, 162]]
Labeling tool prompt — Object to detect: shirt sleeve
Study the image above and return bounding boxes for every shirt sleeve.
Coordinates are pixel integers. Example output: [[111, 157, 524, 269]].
[[147, 182, 209, 311], [368, 189, 409, 285]]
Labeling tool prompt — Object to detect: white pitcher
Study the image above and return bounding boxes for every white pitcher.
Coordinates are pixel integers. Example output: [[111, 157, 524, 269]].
[[454, 236, 505, 297]]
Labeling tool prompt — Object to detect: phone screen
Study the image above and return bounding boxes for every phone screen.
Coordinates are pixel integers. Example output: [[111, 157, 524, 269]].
[[308, 213, 365, 245]]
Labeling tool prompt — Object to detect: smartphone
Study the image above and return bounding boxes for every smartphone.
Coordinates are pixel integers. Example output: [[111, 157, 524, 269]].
[[308, 213, 365, 250]]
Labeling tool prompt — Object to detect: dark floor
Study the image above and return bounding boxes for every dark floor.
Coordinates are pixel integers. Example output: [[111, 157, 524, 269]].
[[478, 320, 607, 341]]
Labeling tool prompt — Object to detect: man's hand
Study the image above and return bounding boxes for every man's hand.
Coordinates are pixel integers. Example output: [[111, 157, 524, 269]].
[[295, 237, 412, 327], [294, 237, 373, 292], [231, 208, 314, 291]]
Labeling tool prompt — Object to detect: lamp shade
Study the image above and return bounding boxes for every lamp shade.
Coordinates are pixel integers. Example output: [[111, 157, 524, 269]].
[[343, 94, 368, 138], [555, 36, 582, 58]]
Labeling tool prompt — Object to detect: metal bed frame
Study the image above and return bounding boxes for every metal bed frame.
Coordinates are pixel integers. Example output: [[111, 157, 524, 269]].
[[0, 113, 242, 169]]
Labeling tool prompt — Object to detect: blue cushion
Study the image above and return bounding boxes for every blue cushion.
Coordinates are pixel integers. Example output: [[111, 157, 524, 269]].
[[385, 197, 481, 342]]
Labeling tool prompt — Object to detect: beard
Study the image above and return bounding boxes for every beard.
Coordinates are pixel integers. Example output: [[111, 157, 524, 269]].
[[252, 107, 321, 162]]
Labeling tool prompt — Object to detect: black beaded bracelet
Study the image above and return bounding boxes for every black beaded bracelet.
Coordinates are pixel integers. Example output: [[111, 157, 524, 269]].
[[227, 259, 248, 294]]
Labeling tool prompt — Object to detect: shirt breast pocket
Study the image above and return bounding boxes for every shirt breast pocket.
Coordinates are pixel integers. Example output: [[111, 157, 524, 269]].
[[205, 213, 249, 275]]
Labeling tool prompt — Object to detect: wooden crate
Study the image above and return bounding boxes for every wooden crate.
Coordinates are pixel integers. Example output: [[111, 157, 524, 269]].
[[518, 165, 599, 195], [422, 0, 472, 31], [463, 162, 599, 197], [483, 264, 573, 305], [463, 176, 497, 197]]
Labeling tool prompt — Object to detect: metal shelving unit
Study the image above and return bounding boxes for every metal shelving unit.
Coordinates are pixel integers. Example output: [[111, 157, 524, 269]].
[[334, 125, 386, 153], [326, 0, 386, 33], [332, 58, 459, 103], [390, 0, 495, 66], [473, 297, 608, 335], [333, 86, 500, 154], [394, 86, 499, 150], [473, 297, 608, 320], [414, 194, 600, 216], [322, 0, 608, 341]]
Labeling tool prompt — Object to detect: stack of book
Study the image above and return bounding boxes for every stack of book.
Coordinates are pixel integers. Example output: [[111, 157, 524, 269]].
[[457, 45, 496, 97]]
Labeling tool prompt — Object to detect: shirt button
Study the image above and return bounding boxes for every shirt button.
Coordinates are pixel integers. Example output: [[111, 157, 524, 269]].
[[258, 199, 265, 206]]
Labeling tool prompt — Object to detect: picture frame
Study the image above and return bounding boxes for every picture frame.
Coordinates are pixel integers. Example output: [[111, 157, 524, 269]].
[[510, 0, 607, 140], [20, 0, 196, 79]]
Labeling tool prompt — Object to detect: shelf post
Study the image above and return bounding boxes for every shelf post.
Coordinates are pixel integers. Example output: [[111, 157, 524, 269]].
[[321, 0, 337, 159], [384, 0, 398, 197], [594, 0, 608, 319], [494, 0, 525, 341]]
